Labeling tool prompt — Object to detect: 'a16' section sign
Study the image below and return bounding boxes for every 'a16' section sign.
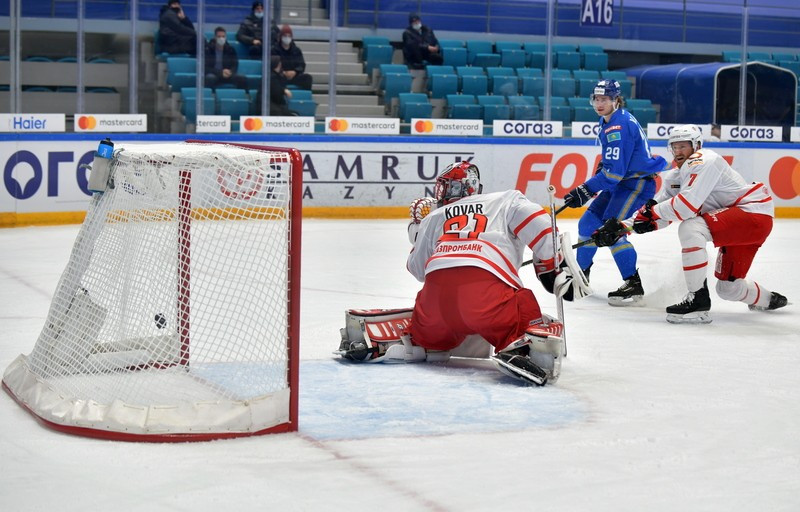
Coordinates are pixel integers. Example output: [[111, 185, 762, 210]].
[[580, 0, 613, 26]]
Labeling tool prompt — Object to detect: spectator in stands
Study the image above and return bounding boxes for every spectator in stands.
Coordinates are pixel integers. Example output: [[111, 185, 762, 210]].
[[204, 27, 247, 90], [271, 25, 313, 90], [401, 13, 443, 70], [257, 55, 295, 116], [158, 0, 197, 56], [237, 1, 279, 60], [706, 123, 721, 141]]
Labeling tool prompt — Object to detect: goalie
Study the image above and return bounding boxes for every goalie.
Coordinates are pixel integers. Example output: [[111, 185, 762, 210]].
[[336, 161, 591, 386]]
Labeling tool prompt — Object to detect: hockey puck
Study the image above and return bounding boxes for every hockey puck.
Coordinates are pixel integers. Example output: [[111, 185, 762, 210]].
[[154, 313, 166, 329]]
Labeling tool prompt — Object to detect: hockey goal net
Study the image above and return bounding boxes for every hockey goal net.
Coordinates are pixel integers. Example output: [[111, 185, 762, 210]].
[[2, 141, 302, 441]]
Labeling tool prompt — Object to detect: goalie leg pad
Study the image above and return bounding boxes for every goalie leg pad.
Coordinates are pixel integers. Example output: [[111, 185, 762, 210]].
[[335, 308, 427, 363]]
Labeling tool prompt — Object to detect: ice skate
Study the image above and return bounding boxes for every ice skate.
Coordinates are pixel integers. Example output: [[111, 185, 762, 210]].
[[607, 270, 644, 306], [491, 345, 549, 386], [748, 292, 788, 312], [666, 280, 712, 324]]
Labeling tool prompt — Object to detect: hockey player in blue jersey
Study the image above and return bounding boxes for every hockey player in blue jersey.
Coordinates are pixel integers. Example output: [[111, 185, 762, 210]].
[[563, 79, 668, 305]]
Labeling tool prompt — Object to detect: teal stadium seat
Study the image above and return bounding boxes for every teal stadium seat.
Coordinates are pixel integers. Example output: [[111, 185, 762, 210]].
[[527, 51, 546, 69], [521, 76, 545, 97], [748, 51, 772, 62], [548, 105, 572, 124], [238, 59, 264, 90], [579, 44, 604, 54], [427, 65, 458, 99], [218, 98, 250, 119], [287, 99, 317, 117], [398, 93, 432, 123], [577, 78, 598, 96], [772, 53, 798, 62], [379, 64, 412, 110], [556, 51, 581, 71], [508, 96, 540, 120], [572, 105, 599, 122], [438, 39, 464, 48], [583, 52, 608, 72], [181, 87, 214, 123], [473, 53, 502, 69], [573, 70, 600, 81], [465, 40, 493, 64], [629, 107, 657, 126], [446, 94, 482, 119], [524, 42, 546, 53], [167, 57, 197, 90], [492, 75, 519, 96], [364, 44, 394, 77], [477, 95, 511, 123], [495, 41, 522, 52], [721, 50, 742, 62], [516, 68, 543, 79], [500, 49, 526, 69], [457, 67, 488, 96], [442, 47, 467, 67], [551, 77, 576, 98]]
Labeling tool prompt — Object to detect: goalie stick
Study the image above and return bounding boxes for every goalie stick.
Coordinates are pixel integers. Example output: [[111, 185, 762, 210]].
[[522, 224, 632, 266], [547, 185, 567, 357]]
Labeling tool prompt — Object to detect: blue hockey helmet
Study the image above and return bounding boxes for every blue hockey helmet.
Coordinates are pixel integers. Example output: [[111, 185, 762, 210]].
[[591, 79, 621, 101]]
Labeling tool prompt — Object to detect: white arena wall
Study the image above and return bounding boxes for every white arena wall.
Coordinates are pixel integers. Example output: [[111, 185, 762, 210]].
[[1, 134, 799, 227]]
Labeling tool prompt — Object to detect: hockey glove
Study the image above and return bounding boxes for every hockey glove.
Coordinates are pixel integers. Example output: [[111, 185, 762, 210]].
[[632, 199, 660, 234], [563, 184, 594, 208], [592, 217, 628, 247], [534, 260, 558, 295], [409, 197, 437, 224]]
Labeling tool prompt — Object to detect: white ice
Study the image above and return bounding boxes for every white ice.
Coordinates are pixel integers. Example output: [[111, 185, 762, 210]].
[[1, 218, 798, 511]]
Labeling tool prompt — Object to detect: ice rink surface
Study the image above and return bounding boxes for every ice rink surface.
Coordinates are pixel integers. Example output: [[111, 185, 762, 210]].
[[1, 218, 798, 511]]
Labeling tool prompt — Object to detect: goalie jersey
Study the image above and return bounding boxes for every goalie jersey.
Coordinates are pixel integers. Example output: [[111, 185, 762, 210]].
[[407, 190, 556, 289], [651, 148, 774, 222]]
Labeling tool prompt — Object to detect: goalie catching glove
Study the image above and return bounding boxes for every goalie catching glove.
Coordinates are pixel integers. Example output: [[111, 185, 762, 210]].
[[408, 197, 437, 244], [534, 232, 592, 301]]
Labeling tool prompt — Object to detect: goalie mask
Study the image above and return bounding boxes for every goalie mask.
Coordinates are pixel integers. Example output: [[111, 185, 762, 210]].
[[434, 161, 482, 205], [668, 124, 703, 156]]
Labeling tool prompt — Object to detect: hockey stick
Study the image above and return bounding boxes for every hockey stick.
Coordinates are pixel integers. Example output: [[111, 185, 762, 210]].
[[547, 185, 567, 357]]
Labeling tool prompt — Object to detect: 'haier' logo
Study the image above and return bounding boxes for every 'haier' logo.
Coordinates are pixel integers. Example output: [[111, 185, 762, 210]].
[[0, 114, 66, 132]]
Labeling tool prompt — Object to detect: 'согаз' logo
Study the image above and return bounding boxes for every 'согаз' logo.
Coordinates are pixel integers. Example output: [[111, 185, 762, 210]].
[[328, 119, 348, 131], [769, 157, 800, 199], [243, 118, 263, 131], [414, 120, 433, 133], [77, 116, 97, 129]]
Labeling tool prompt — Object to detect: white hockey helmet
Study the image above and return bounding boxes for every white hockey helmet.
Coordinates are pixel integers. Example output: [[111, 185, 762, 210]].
[[434, 161, 482, 205], [668, 124, 703, 155]]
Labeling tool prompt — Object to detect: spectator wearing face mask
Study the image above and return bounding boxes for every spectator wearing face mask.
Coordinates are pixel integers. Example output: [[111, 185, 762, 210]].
[[271, 25, 313, 90], [237, 1, 279, 59], [204, 26, 247, 90], [402, 13, 443, 70], [158, 0, 197, 55]]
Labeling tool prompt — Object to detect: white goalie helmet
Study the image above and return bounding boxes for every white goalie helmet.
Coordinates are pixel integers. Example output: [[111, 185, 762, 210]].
[[434, 161, 482, 205], [668, 124, 703, 156]]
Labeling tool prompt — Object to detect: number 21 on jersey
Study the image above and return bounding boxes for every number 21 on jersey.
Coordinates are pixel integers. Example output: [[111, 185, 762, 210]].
[[441, 214, 487, 240]]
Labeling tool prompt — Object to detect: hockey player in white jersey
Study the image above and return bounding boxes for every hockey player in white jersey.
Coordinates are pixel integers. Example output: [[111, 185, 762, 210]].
[[592, 124, 788, 323], [405, 161, 590, 384]]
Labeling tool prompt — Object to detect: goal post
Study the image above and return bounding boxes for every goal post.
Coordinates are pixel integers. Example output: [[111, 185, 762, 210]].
[[2, 140, 302, 441]]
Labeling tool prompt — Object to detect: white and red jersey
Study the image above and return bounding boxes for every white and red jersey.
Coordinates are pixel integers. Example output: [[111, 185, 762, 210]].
[[407, 190, 556, 289], [651, 148, 773, 222]]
